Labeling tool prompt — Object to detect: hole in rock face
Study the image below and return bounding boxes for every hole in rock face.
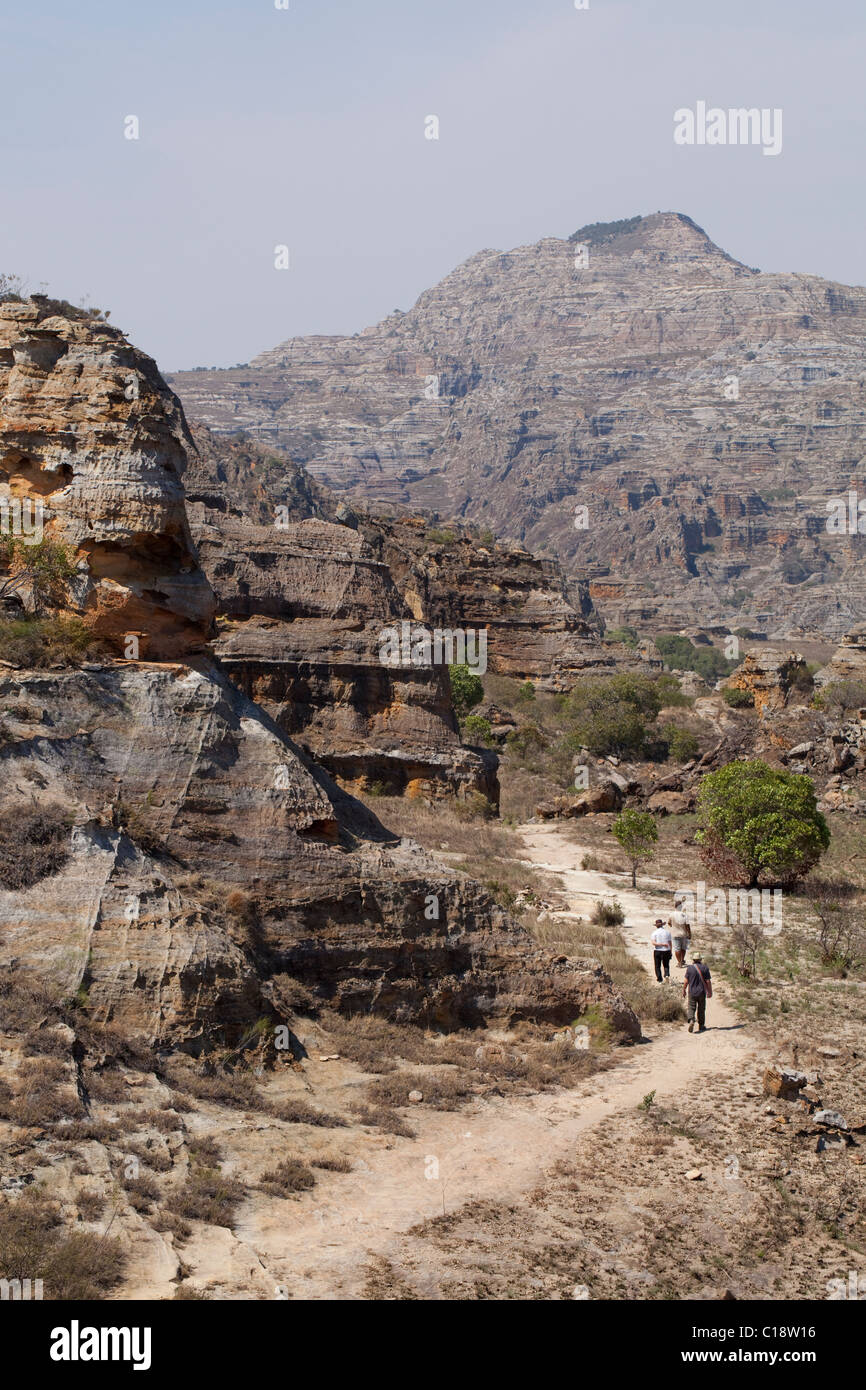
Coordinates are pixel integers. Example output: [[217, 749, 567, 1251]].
[[0, 452, 73, 496], [12, 333, 69, 372], [82, 535, 192, 584]]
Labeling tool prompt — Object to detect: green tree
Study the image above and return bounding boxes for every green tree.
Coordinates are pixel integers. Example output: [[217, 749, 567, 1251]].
[[564, 674, 662, 756], [448, 663, 484, 719], [696, 760, 830, 887], [612, 809, 658, 888]]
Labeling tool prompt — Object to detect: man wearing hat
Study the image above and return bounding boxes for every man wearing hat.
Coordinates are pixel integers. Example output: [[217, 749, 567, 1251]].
[[650, 918, 673, 982]]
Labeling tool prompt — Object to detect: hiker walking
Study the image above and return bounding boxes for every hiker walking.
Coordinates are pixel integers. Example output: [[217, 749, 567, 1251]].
[[650, 918, 672, 982], [669, 899, 692, 968], [683, 954, 712, 1033]]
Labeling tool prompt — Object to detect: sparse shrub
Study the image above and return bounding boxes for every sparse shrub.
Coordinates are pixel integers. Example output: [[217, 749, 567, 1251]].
[[187, 1135, 223, 1166], [164, 1167, 247, 1229], [367, 1070, 473, 1112], [351, 1104, 416, 1138], [75, 1190, 106, 1222], [6, 1056, 81, 1127], [311, 1156, 352, 1173], [267, 1098, 347, 1127], [814, 679, 866, 714], [259, 1157, 316, 1197], [122, 1172, 161, 1213], [453, 791, 495, 822], [806, 876, 864, 975], [591, 897, 625, 927], [665, 726, 699, 761], [151, 1209, 192, 1240], [0, 805, 70, 890], [580, 853, 601, 871], [515, 681, 536, 705]]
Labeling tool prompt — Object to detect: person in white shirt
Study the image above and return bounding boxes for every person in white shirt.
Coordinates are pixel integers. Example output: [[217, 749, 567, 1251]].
[[669, 901, 692, 967], [650, 919, 672, 981]]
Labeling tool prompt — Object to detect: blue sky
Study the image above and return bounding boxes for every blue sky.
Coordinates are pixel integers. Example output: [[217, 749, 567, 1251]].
[[2, 0, 863, 368]]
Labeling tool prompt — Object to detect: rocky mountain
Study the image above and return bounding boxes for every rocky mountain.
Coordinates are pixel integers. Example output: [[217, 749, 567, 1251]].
[[0, 297, 637, 1045], [170, 212, 866, 642]]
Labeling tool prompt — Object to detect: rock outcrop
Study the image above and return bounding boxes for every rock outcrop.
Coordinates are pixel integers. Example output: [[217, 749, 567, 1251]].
[[169, 212, 866, 641], [0, 298, 214, 657], [723, 649, 811, 714]]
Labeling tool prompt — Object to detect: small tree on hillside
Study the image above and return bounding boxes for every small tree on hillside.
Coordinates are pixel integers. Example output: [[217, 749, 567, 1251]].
[[613, 808, 658, 888], [448, 663, 484, 719]]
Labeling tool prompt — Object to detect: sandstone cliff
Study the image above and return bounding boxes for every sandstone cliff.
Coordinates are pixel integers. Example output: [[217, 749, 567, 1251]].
[[0, 299, 637, 1046]]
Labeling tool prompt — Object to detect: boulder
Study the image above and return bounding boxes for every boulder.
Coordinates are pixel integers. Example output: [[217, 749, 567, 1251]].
[[763, 1066, 808, 1100]]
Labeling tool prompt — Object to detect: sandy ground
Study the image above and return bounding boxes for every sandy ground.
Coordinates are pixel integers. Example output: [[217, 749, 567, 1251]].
[[191, 822, 756, 1300]]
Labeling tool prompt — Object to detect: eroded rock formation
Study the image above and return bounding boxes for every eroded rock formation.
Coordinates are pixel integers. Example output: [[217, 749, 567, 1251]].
[[0, 298, 214, 657]]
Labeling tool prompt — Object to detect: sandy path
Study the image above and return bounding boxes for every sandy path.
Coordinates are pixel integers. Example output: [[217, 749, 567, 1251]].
[[226, 822, 753, 1299]]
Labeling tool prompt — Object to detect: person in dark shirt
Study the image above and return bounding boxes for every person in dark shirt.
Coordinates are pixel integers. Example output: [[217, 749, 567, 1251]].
[[683, 955, 711, 1033]]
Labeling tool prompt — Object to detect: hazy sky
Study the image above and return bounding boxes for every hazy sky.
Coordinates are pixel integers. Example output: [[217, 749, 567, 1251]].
[[2, 0, 863, 370]]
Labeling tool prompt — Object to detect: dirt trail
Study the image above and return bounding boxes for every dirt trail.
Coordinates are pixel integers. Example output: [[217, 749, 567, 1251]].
[[201, 823, 754, 1299]]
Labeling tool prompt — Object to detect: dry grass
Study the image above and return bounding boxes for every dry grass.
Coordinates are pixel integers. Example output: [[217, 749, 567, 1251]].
[[0, 1187, 125, 1299]]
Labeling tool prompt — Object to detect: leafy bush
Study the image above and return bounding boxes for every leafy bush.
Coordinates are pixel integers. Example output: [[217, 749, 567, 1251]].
[[448, 663, 484, 718], [722, 686, 755, 709], [605, 625, 639, 649], [655, 634, 736, 682], [563, 674, 663, 756], [453, 791, 496, 822], [425, 528, 456, 547], [696, 760, 830, 886], [515, 681, 536, 705], [655, 673, 691, 707], [462, 715, 493, 746]]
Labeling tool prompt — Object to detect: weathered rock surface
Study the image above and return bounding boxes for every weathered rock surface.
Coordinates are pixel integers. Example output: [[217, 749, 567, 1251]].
[[169, 212, 866, 641], [0, 299, 214, 657]]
